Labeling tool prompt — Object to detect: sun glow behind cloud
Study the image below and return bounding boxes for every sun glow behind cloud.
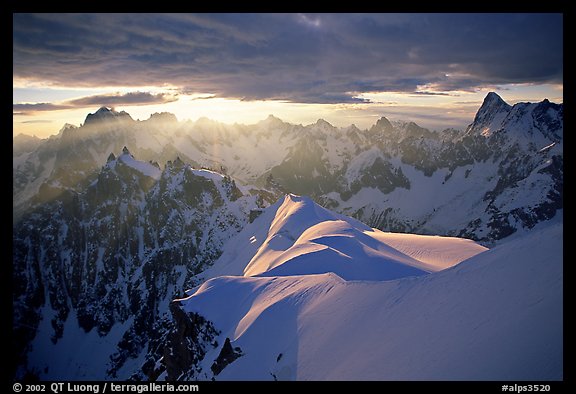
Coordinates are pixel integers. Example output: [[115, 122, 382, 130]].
[[13, 13, 563, 138], [13, 82, 564, 138], [13, 91, 367, 138]]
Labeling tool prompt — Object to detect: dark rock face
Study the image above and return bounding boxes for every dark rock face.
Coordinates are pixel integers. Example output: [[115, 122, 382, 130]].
[[84, 107, 134, 126], [160, 303, 220, 381], [267, 137, 335, 197], [12, 150, 272, 380], [352, 157, 410, 196], [210, 338, 243, 376], [472, 91, 512, 129]]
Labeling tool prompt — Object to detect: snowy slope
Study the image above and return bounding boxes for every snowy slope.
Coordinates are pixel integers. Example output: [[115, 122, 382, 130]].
[[116, 149, 161, 180], [199, 194, 486, 283], [369, 230, 487, 272], [177, 219, 562, 380]]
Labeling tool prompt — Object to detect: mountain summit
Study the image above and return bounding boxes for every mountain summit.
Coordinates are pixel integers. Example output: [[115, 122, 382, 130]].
[[84, 106, 133, 126], [482, 91, 510, 109], [470, 92, 512, 135]]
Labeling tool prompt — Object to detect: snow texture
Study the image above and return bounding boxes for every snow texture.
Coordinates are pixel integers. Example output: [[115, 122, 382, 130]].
[[117, 151, 161, 180], [179, 198, 562, 380]]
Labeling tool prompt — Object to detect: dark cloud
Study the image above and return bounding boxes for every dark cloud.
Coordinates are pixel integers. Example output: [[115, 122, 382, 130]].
[[13, 13, 563, 104], [13, 91, 176, 114], [13, 102, 71, 115], [20, 120, 53, 124], [13, 102, 70, 111], [410, 91, 453, 97], [67, 92, 178, 106], [189, 94, 216, 100]]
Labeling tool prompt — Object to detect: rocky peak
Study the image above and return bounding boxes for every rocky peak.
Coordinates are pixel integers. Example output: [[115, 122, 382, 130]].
[[173, 156, 185, 169], [315, 118, 333, 128], [147, 112, 178, 123], [532, 99, 563, 142], [470, 92, 512, 132], [84, 107, 133, 126], [59, 123, 78, 133], [369, 117, 394, 134], [258, 115, 286, 130], [265, 114, 282, 123]]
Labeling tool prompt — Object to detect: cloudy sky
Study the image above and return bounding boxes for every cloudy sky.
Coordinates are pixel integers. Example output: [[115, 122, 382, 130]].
[[13, 13, 563, 138]]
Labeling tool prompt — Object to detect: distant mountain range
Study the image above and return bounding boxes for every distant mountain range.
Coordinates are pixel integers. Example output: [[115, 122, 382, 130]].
[[14, 92, 563, 244], [12, 93, 563, 380]]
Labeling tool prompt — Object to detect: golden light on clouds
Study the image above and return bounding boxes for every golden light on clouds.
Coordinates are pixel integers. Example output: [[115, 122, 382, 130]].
[[13, 13, 562, 138]]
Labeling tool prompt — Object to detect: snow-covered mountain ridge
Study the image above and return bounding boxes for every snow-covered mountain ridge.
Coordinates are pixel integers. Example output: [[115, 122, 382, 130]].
[[12, 167, 562, 380], [12, 93, 563, 380], [199, 194, 487, 282], [160, 194, 561, 381], [14, 93, 563, 244], [13, 149, 274, 379]]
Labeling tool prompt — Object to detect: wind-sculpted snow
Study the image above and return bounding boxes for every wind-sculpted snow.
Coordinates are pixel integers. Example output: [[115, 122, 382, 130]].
[[176, 214, 562, 380], [199, 194, 486, 283], [368, 231, 488, 271], [116, 150, 161, 180], [241, 195, 486, 280]]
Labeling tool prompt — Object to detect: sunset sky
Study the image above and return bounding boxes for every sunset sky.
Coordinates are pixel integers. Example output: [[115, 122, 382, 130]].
[[13, 13, 563, 138]]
